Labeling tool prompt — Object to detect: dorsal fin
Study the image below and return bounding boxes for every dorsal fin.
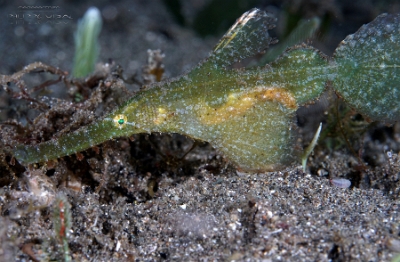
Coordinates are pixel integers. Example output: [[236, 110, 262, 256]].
[[204, 8, 277, 68]]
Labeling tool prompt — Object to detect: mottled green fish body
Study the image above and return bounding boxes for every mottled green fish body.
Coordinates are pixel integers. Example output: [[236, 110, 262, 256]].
[[12, 10, 400, 171], [14, 47, 330, 171]]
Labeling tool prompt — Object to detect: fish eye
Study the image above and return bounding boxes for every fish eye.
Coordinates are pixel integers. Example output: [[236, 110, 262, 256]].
[[113, 114, 128, 128]]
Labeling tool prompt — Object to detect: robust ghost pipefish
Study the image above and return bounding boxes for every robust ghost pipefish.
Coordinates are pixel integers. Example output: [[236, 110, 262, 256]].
[[11, 9, 400, 171]]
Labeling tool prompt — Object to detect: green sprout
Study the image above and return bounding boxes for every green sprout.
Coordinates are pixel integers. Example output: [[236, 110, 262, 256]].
[[72, 7, 102, 78]]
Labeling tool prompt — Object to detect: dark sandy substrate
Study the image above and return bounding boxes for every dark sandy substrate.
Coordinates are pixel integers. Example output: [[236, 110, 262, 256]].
[[0, 1, 400, 261], [1, 160, 399, 261]]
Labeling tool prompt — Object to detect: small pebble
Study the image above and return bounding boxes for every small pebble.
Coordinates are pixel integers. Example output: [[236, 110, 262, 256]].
[[330, 177, 351, 188]]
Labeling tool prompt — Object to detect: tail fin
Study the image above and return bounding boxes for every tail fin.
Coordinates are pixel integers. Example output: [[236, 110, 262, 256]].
[[333, 13, 400, 122]]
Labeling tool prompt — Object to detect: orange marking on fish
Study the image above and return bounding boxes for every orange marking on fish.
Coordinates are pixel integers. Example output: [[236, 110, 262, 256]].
[[198, 86, 297, 125], [262, 87, 297, 110]]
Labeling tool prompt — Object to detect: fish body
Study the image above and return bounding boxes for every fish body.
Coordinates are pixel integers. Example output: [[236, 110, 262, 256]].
[[12, 10, 400, 171]]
